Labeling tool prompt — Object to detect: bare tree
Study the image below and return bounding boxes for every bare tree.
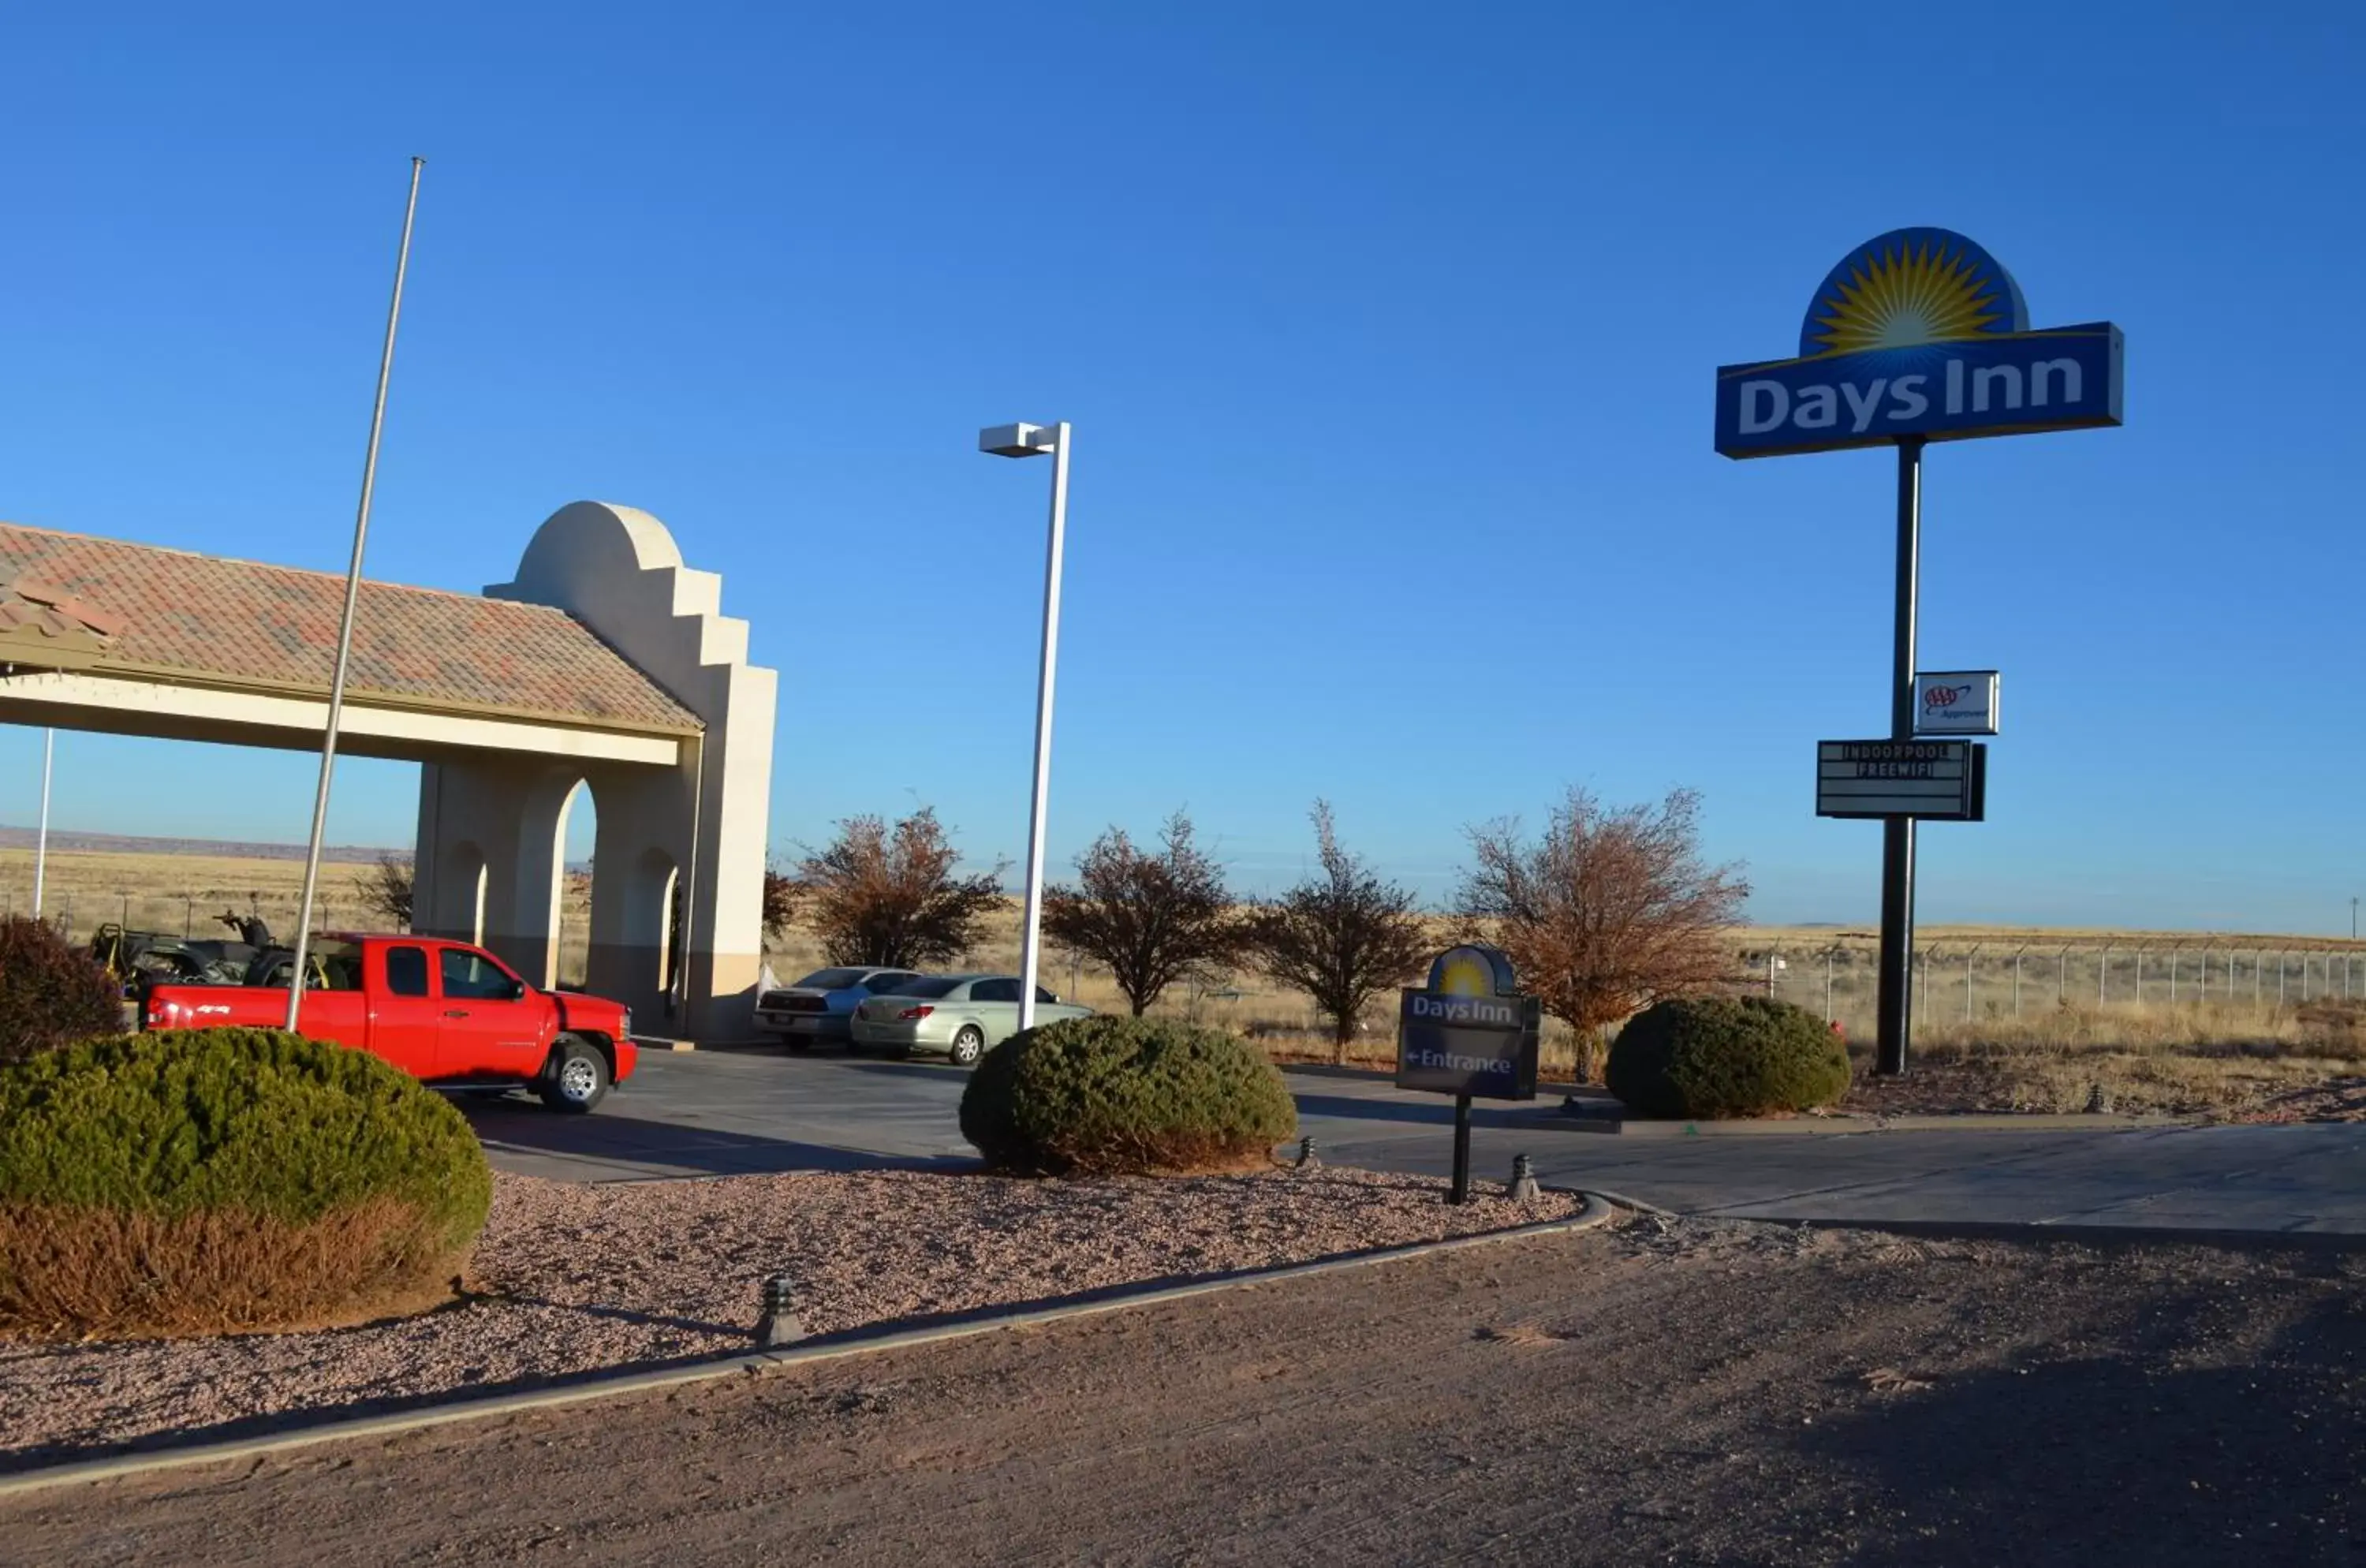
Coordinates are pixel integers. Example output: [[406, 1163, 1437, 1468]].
[[353, 853, 414, 931], [1044, 812, 1238, 1016], [1242, 801, 1431, 1061], [1457, 787, 1748, 1079], [796, 808, 1006, 969], [762, 864, 798, 940]]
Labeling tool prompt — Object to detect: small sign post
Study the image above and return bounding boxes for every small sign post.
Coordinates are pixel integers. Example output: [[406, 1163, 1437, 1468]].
[[1395, 944, 1540, 1204]]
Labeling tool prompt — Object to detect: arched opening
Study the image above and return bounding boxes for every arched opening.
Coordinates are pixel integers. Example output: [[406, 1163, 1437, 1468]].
[[551, 780, 597, 990], [626, 846, 681, 1017]]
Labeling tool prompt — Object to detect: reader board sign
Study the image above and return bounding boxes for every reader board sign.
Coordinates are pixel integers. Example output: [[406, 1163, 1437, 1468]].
[[1714, 228, 2123, 460], [1816, 739, 1987, 821], [1395, 944, 1539, 1100], [1914, 671, 2000, 735]]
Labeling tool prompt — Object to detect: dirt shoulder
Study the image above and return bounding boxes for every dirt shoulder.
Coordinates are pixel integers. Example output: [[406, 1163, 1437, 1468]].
[[6, 1219, 2357, 1566]]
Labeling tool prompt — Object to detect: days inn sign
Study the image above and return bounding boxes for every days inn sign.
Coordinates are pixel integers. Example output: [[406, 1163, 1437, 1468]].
[[1714, 227, 2122, 458]]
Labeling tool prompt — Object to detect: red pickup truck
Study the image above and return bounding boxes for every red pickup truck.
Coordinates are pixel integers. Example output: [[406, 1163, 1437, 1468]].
[[140, 935, 637, 1113]]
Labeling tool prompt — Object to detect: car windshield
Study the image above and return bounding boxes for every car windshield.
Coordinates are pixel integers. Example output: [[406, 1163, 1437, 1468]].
[[793, 968, 876, 991], [885, 976, 963, 999]]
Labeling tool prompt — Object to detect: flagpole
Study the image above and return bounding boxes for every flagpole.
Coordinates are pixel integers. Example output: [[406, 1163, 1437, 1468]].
[[286, 158, 424, 1031]]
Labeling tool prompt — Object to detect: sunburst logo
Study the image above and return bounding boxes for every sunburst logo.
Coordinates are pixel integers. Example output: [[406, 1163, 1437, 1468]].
[[1428, 944, 1513, 998], [1797, 228, 2028, 360], [1435, 952, 1495, 998]]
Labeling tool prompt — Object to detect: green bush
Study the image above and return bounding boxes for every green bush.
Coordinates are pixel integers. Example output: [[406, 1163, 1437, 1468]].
[[0, 916, 128, 1065], [0, 1028, 492, 1336], [1605, 995, 1851, 1119], [961, 1014, 1297, 1175]]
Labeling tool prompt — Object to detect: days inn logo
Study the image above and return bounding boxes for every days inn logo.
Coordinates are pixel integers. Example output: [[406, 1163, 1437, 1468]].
[[1715, 227, 2122, 458]]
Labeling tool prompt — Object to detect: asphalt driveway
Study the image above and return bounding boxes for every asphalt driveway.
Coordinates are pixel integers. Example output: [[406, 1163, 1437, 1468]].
[[463, 1048, 2366, 1238]]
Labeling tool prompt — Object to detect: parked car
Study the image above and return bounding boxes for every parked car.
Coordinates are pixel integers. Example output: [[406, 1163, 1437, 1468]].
[[849, 974, 1092, 1066], [140, 935, 637, 1113], [754, 966, 924, 1050]]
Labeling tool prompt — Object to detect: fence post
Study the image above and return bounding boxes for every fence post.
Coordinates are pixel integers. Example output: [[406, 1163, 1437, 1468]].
[[2057, 946, 2068, 1008], [1823, 948, 1835, 1021], [2098, 944, 2110, 1007], [1964, 944, 1978, 1023], [2278, 951, 2288, 1006], [1916, 946, 1932, 1026], [2013, 945, 2025, 1018], [2169, 944, 2181, 1006]]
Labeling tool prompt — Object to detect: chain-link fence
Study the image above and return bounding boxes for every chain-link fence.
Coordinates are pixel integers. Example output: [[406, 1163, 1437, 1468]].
[[1741, 935, 2366, 1040]]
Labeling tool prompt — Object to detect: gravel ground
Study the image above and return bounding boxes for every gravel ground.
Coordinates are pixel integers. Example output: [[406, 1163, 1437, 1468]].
[[6, 1219, 2357, 1566], [0, 1166, 1577, 1468]]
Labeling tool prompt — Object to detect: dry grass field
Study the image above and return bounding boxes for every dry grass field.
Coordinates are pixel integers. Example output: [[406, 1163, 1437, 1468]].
[[11, 846, 2361, 1115]]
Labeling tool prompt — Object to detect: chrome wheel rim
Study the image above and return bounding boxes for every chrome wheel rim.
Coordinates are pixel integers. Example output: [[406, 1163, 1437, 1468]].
[[952, 1031, 982, 1065], [559, 1056, 601, 1101]]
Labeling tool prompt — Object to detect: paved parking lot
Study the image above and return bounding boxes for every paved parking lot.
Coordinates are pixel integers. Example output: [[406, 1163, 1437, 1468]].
[[464, 1047, 2366, 1236]]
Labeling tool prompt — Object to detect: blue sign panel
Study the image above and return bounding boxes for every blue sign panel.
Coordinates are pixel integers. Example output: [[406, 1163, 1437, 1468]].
[[1715, 228, 2123, 459]]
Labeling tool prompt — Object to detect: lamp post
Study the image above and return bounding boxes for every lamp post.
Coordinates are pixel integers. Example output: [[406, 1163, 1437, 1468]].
[[978, 420, 1073, 1032]]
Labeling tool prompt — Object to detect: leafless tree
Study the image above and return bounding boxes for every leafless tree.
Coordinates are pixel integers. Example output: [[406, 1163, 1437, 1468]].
[[795, 808, 1005, 969], [1044, 812, 1239, 1016], [353, 853, 413, 931], [1457, 786, 1748, 1079], [1242, 801, 1431, 1061], [762, 865, 798, 940]]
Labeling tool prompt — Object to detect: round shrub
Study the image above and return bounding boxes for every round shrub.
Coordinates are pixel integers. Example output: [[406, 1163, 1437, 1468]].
[[0, 916, 128, 1065], [1606, 996, 1851, 1119], [961, 1015, 1297, 1176], [0, 1028, 492, 1337]]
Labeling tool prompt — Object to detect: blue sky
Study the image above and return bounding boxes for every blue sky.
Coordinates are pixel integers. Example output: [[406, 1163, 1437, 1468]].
[[0, 4, 2360, 933]]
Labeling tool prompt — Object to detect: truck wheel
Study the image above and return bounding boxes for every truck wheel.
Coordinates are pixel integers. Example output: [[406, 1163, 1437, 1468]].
[[540, 1036, 610, 1114]]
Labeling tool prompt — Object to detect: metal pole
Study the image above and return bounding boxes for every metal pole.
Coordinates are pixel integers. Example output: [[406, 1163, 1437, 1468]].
[[1014, 420, 1073, 1034], [2013, 946, 2024, 1018], [1964, 944, 1976, 1023], [286, 157, 424, 1032], [1449, 1093, 1473, 1204], [1823, 948, 1835, 1021], [32, 727, 53, 919], [2099, 945, 2110, 1007], [1875, 437, 1924, 1076], [2057, 946, 2067, 1008]]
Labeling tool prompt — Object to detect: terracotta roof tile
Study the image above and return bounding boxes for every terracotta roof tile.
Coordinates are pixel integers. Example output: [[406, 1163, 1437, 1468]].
[[0, 522, 700, 734]]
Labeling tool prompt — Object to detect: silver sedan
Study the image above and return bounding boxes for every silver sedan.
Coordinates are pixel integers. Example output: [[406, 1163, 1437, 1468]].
[[849, 974, 1093, 1066]]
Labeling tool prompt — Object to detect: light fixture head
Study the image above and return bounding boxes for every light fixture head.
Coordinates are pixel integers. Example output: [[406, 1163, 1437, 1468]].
[[979, 422, 1058, 458]]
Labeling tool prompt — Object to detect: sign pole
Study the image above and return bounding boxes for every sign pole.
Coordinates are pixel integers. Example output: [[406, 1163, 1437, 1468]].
[[1875, 436, 1924, 1077], [1449, 1093, 1473, 1204]]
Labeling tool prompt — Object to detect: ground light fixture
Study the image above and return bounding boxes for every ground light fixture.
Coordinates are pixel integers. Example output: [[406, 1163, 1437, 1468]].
[[977, 420, 1073, 1033]]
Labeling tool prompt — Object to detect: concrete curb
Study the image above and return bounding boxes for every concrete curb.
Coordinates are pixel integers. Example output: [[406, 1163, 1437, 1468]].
[[0, 1193, 1619, 1501]]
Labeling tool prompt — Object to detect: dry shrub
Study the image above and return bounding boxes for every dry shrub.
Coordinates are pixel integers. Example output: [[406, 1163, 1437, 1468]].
[[960, 1014, 1296, 1176], [0, 1029, 490, 1338], [0, 1197, 468, 1338]]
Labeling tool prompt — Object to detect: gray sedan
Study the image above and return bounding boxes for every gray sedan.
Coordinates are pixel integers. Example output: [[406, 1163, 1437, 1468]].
[[849, 974, 1093, 1066]]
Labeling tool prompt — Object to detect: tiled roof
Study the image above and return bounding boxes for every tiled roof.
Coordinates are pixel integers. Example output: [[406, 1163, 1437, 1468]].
[[0, 522, 700, 734]]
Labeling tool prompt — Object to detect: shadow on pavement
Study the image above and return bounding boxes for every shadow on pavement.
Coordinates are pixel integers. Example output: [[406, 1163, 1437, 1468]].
[[461, 1101, 982, 1178]]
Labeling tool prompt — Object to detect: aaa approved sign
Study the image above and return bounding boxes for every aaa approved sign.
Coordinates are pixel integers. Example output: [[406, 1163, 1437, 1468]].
[[1914, 670, 2000, 735]]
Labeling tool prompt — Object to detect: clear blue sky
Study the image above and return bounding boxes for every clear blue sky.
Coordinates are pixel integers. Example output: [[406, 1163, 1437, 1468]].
[[1, 4, 2360, 933]]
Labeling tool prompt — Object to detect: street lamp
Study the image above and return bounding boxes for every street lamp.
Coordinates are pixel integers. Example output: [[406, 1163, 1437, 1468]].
[[978, 420, 1073, 1032]]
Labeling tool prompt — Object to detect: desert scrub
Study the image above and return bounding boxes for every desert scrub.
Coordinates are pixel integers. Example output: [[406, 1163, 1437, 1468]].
[[0, 1028, 491, 1338], [1606, 995, 1851, 1119], [961, 1014, 1297, 1175]]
